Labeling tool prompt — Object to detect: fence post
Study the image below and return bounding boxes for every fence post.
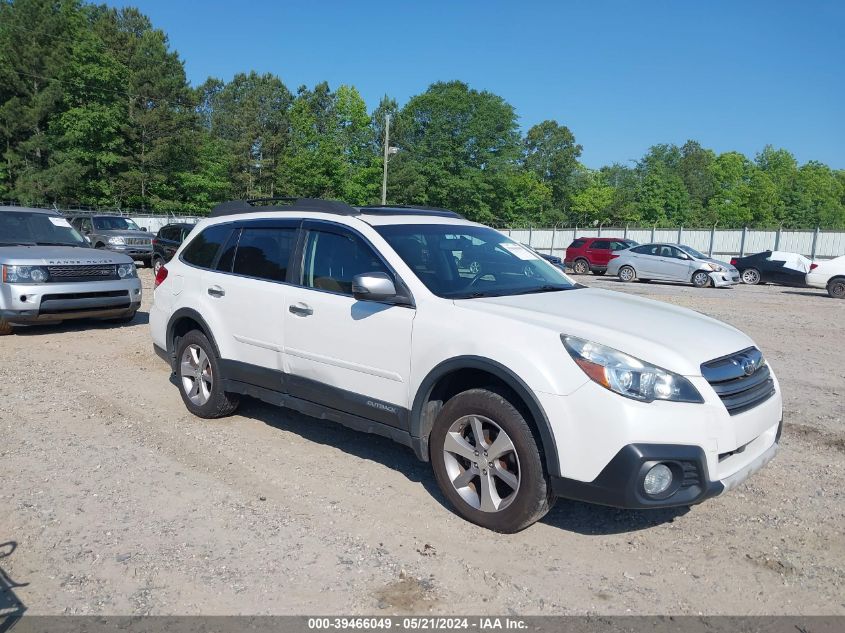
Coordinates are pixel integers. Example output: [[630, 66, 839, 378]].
[[651, 224, 656, 242], [624, 224, 628, 239], [811, 226, 820, 260], [739, 227, 747, 257], [549, 226, 556, 255], [677, 225, 683, 244], [708, 223, 716, 257], [774, 225, 782, 250], [528, 226, 533, 247]]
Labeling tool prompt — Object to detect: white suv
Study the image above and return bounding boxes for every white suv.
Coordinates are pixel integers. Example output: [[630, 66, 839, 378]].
[[150, 199, 782, 532]]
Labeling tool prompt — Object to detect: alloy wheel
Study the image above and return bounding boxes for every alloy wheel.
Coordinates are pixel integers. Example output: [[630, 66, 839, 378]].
[[180, 344, 213, 405], [830, 281, 845, 299], [742, 269, 760, 285], [442, 415, 521, 512], [693, 271, 710, 287], [574, 260, 589, 274], [619, 266, 635, 282]]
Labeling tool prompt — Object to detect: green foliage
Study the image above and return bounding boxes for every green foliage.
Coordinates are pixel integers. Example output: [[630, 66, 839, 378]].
[[0, 0, 842, 228]]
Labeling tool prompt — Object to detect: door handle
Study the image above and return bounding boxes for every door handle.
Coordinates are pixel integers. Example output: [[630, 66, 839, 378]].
[[207, 285, 225, 298], [289, 303, 313, 317]]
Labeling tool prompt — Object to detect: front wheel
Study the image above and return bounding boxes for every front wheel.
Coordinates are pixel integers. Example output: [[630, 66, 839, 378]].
[[572, 259, 590, 275], [692, 270, 711, 288], [741, 268, 761, 285], [175, 330, 240, 418], [828, 278, 845, 299], [430, 388, 553, 533], [618, 265, 636, 282]]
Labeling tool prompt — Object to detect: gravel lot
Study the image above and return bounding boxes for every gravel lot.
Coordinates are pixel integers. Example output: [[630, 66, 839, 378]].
[[1, 269, 843, 615]]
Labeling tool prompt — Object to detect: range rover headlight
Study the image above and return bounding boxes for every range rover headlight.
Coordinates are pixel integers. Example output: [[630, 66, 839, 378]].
[[561, 335, 703, 403], [1, 265, 50, 284], [107, 236, 126, 245], [117, 263, 137, 278]]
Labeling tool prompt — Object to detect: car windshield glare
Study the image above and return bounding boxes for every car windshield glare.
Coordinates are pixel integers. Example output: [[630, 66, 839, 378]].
[[0, 212, 87, 246], [376, 224, 577, 299], [679, 245, 706, 259], [93, 217, 141, 231]]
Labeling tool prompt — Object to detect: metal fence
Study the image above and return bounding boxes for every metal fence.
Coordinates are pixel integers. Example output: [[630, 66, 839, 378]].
[[501, 226, 845, 260]]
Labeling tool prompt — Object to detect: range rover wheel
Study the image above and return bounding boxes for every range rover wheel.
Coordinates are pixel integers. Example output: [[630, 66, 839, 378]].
[[0, 319, 12, 335], [175, 330, 239, 418], [618, 265, 636, 282], [828, 278, 845, 299], [430, 388, 553, 533], [741, 268, 761, 285], [572, 259, 590, 275], [692, 270, 711, 288]]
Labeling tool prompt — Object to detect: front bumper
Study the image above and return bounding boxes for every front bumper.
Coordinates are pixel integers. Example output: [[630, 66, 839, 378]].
[[107, 245, 153, 260], [551, 427, 780, 509], [710, 270, 740, 287], [1, 278, 142, 323]]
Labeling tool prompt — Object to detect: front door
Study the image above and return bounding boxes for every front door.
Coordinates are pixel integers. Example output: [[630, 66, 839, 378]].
[[283, 223, 416, 430]]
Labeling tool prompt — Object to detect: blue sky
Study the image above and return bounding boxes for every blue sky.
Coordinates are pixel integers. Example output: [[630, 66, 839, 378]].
[[106, 0, 844, 169]]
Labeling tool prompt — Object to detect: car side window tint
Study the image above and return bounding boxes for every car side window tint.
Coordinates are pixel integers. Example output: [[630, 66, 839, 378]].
[[592, 240, 611, 250], [569, 239, 586, 248], [630, 245, 652, 255], [232, 227, 296, 282], [300, 229, 390, 295], [216, 228, 240, 273], [181, 224, 231, 269]]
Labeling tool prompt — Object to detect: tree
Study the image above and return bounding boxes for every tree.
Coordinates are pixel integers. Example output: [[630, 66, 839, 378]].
[[570, 169, 614, 225], [523, 120, 582, 214]]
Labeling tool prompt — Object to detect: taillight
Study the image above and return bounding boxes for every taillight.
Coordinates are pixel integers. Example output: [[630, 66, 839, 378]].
[[154, 265, 168, 288], [730, 258, 737, 266], [810, 263, 818, 271], [151, 238, 158, 246]]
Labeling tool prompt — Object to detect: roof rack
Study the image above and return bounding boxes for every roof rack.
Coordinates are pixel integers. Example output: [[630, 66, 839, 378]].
[[357, 204, 465, 219], [209, 197, 357, 218]]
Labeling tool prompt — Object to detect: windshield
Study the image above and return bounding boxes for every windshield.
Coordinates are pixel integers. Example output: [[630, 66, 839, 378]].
[[376, 224, 578, 299], [93, 217, 141, 231], [679, 245, 707, 259], [0, 212, 87, 246]]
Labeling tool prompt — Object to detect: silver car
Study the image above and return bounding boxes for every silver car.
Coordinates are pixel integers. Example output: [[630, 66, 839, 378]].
[[69, 214, 153, 266], [0, 206, 142, 335], [606, 243, 740, 288]]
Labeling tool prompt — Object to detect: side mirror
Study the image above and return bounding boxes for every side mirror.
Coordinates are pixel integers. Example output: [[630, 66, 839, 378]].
[[352, 272, 398, 302]]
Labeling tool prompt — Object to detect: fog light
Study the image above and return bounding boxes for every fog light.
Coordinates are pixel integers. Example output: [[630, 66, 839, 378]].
[[643, 463, 673, 496]]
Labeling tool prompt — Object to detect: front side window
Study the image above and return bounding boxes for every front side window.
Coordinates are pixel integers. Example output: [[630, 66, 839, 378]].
[[232, 227, 296, 282], [300, 229, 390, 295], [0, 212, 87, 246], [181, 224, 232, 269], [377, 224, 577, 299], [93, 217, 141, 231]]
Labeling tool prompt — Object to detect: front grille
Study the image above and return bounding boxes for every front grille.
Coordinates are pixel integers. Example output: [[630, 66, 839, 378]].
[[701, 347, 775, 415], [47, 264, 118, 282], [40, 290, 130, 314], [124, 237, 151, 246]]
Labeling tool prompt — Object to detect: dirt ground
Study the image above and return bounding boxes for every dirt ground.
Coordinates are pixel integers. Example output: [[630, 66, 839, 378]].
[[1, 269, 843, 616]]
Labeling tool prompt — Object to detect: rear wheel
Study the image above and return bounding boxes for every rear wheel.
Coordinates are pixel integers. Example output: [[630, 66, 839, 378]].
[[741, 268, 761, 285], [430, 388, 553, 533], [175, 330, 240, 418], [692, 270, 711, 288], [827, 278, 845, 299], [618, 265, 636, 282], [572, 259, 590, 275]]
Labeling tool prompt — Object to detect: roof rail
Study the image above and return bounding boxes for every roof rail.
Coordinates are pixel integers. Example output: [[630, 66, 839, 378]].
[[209, 197, 358, 218], [357, 204, 465, 219]]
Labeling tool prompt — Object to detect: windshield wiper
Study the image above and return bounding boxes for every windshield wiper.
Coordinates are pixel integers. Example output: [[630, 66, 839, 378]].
[[508, 285, 572, 295], [0, 241, 36, 246]]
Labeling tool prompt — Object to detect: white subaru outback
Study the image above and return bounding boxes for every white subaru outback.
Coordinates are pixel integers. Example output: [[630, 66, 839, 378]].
[[150, 199, 782, 532]]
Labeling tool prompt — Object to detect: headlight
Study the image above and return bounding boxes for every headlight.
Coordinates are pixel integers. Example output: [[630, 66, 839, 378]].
[[706, 263, 724, 272], [107, 236, 126, 245], [561, 335, 703, 403], [1, 265, 50, 283], [117, 263, 137, 279]]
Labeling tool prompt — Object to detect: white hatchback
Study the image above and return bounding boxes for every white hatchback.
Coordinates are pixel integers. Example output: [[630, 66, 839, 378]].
[[150, 199, 782, 532]]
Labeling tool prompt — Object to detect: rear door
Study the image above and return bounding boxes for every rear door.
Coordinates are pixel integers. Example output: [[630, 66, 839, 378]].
[[282, 221, 415, 430], [587, 239, 613, 268]]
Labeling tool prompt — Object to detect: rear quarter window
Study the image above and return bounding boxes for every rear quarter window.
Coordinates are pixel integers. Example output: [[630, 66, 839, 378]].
[[181, 224, 232, 269], [568, 239, 587, 249]]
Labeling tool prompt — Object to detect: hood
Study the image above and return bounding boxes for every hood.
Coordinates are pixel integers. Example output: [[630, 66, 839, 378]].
[[0, 245, 134, 265], [456, 288, 754, 376]]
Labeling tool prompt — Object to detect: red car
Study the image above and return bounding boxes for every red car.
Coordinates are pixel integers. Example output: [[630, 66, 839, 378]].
[[565, 237, 638, 275]]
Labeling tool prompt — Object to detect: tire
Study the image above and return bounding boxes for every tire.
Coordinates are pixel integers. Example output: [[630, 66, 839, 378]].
[[153, 257, 164, 276], [618, 265, 636, 282], [175, 330, 240, 418], [692, 270, 711, 288], [0, 319, 12, 335], [430, 388, 553, 533], [593, 270, 606, 276], [827, 278, 845, 299], [741, 268, 761, 285], [572, 259, 590, 275]]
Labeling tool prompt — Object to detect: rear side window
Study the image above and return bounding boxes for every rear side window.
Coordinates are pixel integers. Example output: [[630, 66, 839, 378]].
[[232, 227, 297, 282], [181, 224, 231, 269], [592, 240, 611, 249], [569, 239, 586, 249], [630, 245, 655, 255]]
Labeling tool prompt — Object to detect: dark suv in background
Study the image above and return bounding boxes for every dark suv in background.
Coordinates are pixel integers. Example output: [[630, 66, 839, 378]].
[[69, 214, 153, 266], [152, 222, 195, 275], [565, 237, 638, 275]]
